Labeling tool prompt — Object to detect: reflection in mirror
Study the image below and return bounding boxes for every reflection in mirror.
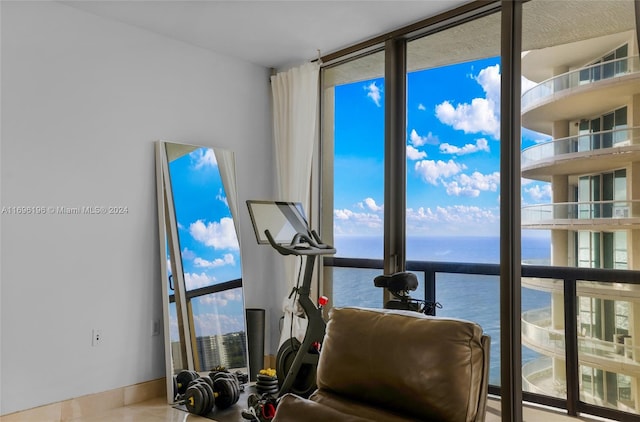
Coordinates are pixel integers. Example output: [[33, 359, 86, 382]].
[[155, 141, 247, 403]]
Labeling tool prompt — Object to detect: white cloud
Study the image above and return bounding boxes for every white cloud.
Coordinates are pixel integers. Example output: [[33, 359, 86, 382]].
[[435, 64, 501, 139], [407, 145, 427, 160], [443, 171, 500, 197], [190, 148, 218, 169], [435, 98, 499, 139], [358, 197, 383, 212], [189, 217, 239, 250], [444, 181, 479, 197], [336, 204, 501, 237], [525, 183, 552, 202], [334, 208, 382, 229], [440, 138, 489, 155], [181, 247, 196, 260], [418, 103, 426, 111], [407, 205, 499, 225], [409, 129, 438, 146], [476, 64, 501, 105], [365, 81, 382, 107], [414, 159, 465, 185], [216, 188, 228, 207], [184, 272, 217, 290], [194, 253, 236, 268]]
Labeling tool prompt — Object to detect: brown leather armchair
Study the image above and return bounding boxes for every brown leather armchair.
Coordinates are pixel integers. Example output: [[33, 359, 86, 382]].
[[272, 307, 490, 422]]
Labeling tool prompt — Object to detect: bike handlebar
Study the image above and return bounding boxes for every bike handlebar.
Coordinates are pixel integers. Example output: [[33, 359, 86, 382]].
[[264, 229, 336, 256]]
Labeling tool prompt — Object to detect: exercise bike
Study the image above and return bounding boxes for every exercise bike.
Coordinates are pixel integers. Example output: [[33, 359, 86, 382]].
[[373, 271, 442, 315], [268, 229, 335, 398], [246, 201, 335, 399]]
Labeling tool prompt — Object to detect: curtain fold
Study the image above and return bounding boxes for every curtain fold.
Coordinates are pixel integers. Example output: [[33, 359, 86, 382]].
[[214, 148, 240, 248], [271, 61, 320, 347], [271, 61, 320, 208]]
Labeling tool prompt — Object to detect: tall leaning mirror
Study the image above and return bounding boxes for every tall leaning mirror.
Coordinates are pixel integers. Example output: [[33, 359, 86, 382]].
[[155, 141, 247, 403]]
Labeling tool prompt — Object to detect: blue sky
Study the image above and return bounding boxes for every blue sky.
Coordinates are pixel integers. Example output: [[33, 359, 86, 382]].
[[167, 147, 244, 338], [333, 56, 552, 238]]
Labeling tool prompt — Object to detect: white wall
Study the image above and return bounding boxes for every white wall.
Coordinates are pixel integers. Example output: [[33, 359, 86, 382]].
[[0, 1, 282, 414]]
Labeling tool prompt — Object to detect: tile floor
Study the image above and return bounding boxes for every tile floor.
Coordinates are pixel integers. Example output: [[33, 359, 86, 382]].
[[59, 396, 616, 422]]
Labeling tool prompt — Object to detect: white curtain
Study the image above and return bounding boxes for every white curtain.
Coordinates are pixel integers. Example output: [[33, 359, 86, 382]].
[[271, 61, 320, 347], [214, 148, 240, 247]]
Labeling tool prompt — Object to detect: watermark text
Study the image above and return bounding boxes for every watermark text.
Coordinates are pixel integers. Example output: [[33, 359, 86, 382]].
[[1, 205, 129, 216]]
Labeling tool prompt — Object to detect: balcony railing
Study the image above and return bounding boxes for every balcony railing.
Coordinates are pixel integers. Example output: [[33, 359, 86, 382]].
[[522, 200, 640, 226], [324, 256, 640, 422], [522, 308, 564, 355], [522, 127, 640, 168], [522, 56, 640, 111], [522, 356, 564, 398], [522, 308, 640, 375]]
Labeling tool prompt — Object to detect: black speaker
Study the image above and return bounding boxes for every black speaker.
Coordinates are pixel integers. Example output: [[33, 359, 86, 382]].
[[246, 308, 265, 382]]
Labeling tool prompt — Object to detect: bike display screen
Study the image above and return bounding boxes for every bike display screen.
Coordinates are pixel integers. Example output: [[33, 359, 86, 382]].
[[246, 200, 310, 245]]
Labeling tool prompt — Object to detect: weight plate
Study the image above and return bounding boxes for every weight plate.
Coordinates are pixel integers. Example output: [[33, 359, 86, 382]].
[[187, 378, 201, 389], [200, 380, 215, 415], [200, 375, 214, 389], [176, 370, 197, 395], [212, 372, 232, 381], [184, 386, 204, 415], [256, 379, 278, 386], [228, 376, 240, 404], [209, 370, 228, 380], [212, 372, 239, 403], [195, 382, 210, 416], [213, 377, 235, 409]]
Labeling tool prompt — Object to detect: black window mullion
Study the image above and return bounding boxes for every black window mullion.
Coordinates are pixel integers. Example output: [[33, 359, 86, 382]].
[[383, 38, 407, 276], [500, 1, 523, 421]]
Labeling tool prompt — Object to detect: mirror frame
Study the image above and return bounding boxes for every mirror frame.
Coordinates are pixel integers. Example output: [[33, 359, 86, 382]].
[[155, 140, 246, 403]]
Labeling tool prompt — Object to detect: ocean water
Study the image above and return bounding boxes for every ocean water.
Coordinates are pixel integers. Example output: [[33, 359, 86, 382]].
[[331, 235, 552, 385], [334, 235, 551, 263]]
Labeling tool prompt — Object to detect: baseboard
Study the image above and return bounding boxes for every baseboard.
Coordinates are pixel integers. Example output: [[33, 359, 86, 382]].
[[1, 378, 166, 422]]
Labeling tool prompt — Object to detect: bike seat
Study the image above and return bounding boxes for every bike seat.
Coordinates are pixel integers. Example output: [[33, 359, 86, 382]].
[[373, 272, 418, 292]]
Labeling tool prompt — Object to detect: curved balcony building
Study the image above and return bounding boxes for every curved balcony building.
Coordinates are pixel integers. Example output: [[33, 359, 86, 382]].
[[521, 29, 640, 414]]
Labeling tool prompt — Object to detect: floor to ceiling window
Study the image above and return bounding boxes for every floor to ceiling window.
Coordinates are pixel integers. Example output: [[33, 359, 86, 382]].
[[319, 0, 640, 419], [521, 0, 639, 414], [321, 50, 386, 308], [403, 10, 507, 385]]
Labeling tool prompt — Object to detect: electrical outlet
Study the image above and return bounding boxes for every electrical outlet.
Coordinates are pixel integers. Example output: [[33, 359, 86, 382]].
[[92, 328, 102, 346], [151, 319, 160, 336]]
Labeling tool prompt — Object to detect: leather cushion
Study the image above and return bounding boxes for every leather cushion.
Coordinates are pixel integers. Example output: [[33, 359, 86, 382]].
[[272, 393, 371, 422], [310, 390, 421, 421], [316, 307, 486, 422]]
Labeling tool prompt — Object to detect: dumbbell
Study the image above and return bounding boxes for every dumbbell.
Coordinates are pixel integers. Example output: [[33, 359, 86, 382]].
[[183, 378, 215, 416], [175, 370, 199, 396], [178, 373, 241, 416], [210, 372, 241, 409]]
